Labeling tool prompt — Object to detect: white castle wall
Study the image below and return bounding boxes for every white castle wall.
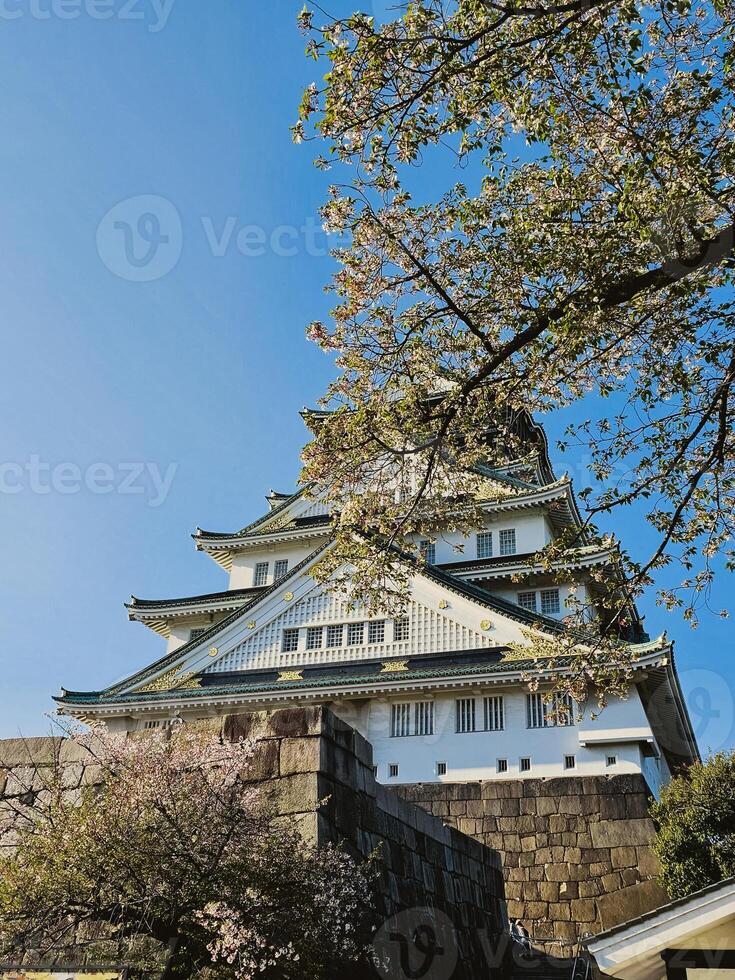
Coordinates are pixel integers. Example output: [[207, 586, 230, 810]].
[[332, 687, 665, 794]]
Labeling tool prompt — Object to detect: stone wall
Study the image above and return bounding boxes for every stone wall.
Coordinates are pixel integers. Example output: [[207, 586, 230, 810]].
[[398, 774, 668, 953], [224, 708, 508, 979], [0, 712, 508, 980]]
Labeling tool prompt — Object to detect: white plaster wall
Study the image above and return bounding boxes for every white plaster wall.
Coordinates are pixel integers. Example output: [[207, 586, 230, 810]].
[[489, 582, 590, 618], [228, 541, 326, 590], [409, 510, 552, 564], [367, 687, 656, 784], [164, 613, 233, 653]]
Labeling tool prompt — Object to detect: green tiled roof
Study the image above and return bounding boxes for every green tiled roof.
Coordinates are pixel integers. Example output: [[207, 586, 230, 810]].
[[56, 654, 576, 706]]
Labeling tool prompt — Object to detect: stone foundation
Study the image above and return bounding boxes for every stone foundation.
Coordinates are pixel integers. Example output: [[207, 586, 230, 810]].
[[398, 774, 668, 953], [0, 711, 508, 979]]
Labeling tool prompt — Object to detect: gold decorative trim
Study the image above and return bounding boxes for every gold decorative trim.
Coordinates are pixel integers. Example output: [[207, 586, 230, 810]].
[[277, 669, 303, 682], [438, 599, 449, 610], [480, 619, 492, 631], [247, 620, 257, 629], [380, 660, 409, 673], [139, 668, 202, 692], [284, 591, 294, 601], [208, 646, 219, 657]]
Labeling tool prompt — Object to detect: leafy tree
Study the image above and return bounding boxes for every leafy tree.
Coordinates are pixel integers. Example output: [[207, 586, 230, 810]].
[[0, 724, 377, 980], [652, 750, 735, 899], [294, 0, 735, 677]]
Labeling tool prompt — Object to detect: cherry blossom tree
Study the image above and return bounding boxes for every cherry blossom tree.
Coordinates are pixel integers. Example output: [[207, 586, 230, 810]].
[[0, 724, 377, 980], [294, 1, 735, 675]]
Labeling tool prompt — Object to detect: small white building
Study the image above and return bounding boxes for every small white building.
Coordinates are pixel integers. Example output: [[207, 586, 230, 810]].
[[56, 410, 697, 794], [586, 878, 735, 980]]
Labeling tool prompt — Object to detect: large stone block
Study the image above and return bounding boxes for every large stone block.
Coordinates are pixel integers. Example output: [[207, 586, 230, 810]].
[[591, 818, 656, 848]]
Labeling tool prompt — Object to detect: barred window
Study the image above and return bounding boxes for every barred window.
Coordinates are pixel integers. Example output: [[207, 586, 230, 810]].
[[520, 757, 532, 773], [282, 628, 299, 653], [553, 692, 575, 726], [391, 703, 412, 738], [483, 695, 504, 731], [564, 755, 576, 770], [306, 626, 323, 650], [456, 697, 476, 733], [326, 624, 343, 647], [527, 691, 574, 728], [526, 692, 547, 729], [415, 701, 434, 736], [274, 559, 289, 580], [419, 540, 436, 564], [499, 528, 517, 556], [388, 763, 399, 778], [496, 758, 508, 774], [437, 761, 447, 776], [254, 562, 269, 587], [347, 622, 364, 646], [476, 531, 493, 559], [517, 590, 537, 612], [393, 616, 410, 641], [540, 588, 561, 615], [368, 620, 386, 644]]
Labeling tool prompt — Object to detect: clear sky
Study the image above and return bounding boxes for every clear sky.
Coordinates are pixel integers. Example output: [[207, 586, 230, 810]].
[[0, 1, 732, 757]]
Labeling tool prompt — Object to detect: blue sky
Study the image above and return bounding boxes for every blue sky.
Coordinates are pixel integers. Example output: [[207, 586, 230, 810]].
[[0, 1, 732, 756]]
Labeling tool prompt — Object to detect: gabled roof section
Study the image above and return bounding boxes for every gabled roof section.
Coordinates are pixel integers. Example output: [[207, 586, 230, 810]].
[[125, 587, 265, 636], [58, 539, 573, 706], [69, 543, 332, 701], [438, 544, 616, 579]]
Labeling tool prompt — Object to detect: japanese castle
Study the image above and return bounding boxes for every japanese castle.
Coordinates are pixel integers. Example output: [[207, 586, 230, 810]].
[[56, 410, 697, 793]]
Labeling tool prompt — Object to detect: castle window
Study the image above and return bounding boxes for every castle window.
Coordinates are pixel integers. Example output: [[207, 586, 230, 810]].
[[527, 691, 574, 728], [347, 622, 364, 646], [391, 703, 412, 738], [456, 697, 477, 733], [388, 763, 399, 778], [326, 624, 343, 647], [499, 528, 517, 556], [254, 562, 269, 587], [476, 531, 493, 559], [554, 692, 575, 726], [282, 628, 299, 653], [415, 701, 434, 736], [419, 540, 436, 564], [306, 626, 323, 650], [391, 701, 433, 737], [274, 559, 289, 580], [483, 695, 505, 731], [368, 620, 386, 644], [393, 616, 410, 641], [517, 591, 537, 612], [564, 754, 576, 770], [520, 757, 532, 773], [606, 755, 617, 768], [526, 692, 547, 729], [496, 758, 508, 774], [540, 588, 561, 615], [437, 761, 447, 777]]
